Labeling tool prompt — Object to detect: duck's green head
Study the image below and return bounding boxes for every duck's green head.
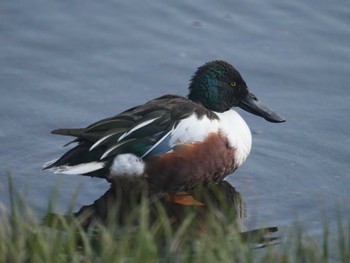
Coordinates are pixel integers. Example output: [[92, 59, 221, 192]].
[[188, 60, 285, 123]]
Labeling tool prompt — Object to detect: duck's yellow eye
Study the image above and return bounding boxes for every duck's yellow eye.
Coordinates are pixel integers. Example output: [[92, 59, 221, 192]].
[[230, 81, 236, 87]]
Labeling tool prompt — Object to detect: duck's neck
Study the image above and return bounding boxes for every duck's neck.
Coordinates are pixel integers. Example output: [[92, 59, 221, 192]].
[[188, 85, 233, 113]]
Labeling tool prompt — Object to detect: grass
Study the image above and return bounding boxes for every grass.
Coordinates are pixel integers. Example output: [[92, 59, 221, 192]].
[[0, 176, 349, 263]]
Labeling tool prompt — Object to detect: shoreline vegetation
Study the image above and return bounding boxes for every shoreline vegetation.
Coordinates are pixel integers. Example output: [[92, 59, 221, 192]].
[[0, 176, 349, 263]]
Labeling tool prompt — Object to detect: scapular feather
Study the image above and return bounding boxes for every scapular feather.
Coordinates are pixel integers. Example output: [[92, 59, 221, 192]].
[[86, 119, 134, 132]]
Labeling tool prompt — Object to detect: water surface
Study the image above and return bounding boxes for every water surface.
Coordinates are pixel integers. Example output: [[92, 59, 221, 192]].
[[1, 0, 349, 240]]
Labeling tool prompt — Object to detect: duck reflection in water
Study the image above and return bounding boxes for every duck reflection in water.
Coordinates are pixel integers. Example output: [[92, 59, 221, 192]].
[[44, 177, 279, 247]]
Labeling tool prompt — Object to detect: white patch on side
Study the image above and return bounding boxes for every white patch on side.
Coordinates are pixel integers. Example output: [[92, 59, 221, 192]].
[[118, 117, 161, 142], [109, 153, 144, 177], [215, 110, 252, 167], [169, 113, 220, 145], [49, 161, 106, 175]]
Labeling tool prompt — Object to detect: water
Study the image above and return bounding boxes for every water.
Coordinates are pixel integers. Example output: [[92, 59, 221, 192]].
[[1, 0, 349, 240]]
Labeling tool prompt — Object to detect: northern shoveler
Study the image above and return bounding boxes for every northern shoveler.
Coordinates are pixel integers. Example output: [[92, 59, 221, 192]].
[[43, 60, 285, 192]]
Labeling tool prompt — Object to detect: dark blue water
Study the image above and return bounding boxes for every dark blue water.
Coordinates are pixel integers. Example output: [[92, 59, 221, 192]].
[[1, 0, 349, 240]]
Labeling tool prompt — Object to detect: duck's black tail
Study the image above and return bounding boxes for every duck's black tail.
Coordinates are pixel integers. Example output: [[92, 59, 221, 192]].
[[42, 141, 111, 179], [51, 128, 85, 137]]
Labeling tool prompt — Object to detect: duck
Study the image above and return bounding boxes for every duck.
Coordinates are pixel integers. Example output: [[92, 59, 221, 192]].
[[43, 60, 285, 193]]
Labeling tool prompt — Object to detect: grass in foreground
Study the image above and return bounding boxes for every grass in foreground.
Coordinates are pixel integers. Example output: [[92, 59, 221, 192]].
[[0, 177, 349, 263]]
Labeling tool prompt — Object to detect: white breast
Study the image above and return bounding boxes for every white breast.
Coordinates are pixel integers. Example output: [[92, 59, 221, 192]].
[[215, 110, 252, 167], [169, 113, 220, 145], [170, 110, 252, 168]]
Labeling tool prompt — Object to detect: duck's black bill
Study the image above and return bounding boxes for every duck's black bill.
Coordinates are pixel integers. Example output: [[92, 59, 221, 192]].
[[239, 92, 286, 123]]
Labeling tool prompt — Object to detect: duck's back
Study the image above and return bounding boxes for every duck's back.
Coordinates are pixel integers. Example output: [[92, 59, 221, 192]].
[[43, 95, 218, 179]]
